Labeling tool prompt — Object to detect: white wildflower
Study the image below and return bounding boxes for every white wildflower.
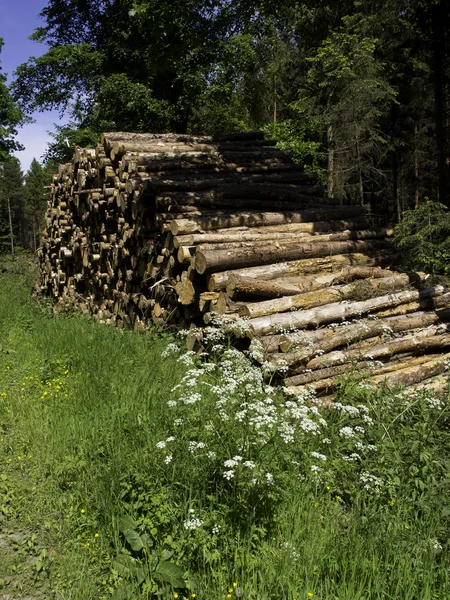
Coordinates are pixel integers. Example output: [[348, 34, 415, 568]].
[[183, 518, 204, 531], [161, 343, 181, 358], [311, 451, 327, 461], [339, 426, 356, 439]]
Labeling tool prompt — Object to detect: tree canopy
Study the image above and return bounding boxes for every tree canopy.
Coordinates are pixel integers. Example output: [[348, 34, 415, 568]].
[[10, 0, 450, 211], [0, 38, 25, 162]]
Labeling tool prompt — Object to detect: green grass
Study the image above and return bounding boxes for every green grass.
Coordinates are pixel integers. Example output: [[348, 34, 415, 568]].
[[1, 255, 450, 600]]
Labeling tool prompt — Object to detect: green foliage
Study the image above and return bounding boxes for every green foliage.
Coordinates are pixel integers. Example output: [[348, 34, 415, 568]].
[[264, 118, 325, 178], [42, 122, 101, 164], [111, 515, 185, 599], [12, 1, 270, 137], [0, 159, 26, 253], [0, 39, 26, 162], [24, 159, 52, 252], [393, 200, 450, 275]]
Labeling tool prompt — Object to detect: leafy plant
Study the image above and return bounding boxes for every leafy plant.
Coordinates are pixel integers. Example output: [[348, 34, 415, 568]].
[[111, 515, 185, 600], [393, 200, 450, 275]]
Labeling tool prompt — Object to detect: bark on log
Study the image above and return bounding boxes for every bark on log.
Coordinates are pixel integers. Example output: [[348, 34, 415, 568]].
[[237, 273, 413, 318], [207, 251, 395, 291], [305, 330, 450, 371], [278, 309, 450, 358], [195, 239, 390, 275], [248, 286, 444, 336], [173, 218, 369, 247], [171, 207, 366, 236], [227, 267, 396, 300], [283, 354, 441, 388], [369, 352, 450, 387], [285, 354, 445, 395]]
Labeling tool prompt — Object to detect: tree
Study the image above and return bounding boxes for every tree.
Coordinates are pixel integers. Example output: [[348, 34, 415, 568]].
[[0, 38, 25, 162], [24, 159, 50, 253], [0, 160, 26, 256], [12, 0, 269, 136]]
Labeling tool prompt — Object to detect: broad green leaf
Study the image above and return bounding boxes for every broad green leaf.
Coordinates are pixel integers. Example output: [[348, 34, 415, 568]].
[[113, 555, 146, 584], [154, 560, 185, 587]]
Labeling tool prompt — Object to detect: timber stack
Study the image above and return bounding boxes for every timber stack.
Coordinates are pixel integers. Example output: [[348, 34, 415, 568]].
[[38, 131, 450, 397]]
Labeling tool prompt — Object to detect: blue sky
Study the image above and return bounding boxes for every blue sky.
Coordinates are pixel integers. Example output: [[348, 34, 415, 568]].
[[1, 0, 65, 172]]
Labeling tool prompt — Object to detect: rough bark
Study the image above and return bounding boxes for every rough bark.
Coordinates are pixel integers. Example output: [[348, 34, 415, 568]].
[[195, 239, 390, 275], [248, 286, 444, 336], [207, 251, 395, 291], [237, 273, 413, 318], [173, 218, 369, 247], [170, 206, 366, 235]]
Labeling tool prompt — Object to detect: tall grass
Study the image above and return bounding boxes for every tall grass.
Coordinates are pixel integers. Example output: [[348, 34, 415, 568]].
[[1, 259, 449, 600]]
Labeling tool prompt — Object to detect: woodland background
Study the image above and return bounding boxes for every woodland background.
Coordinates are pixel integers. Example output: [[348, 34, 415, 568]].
[[1, 0, 450, 254]]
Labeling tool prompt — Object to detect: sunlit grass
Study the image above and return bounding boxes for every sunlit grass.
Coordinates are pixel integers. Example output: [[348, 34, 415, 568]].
[[1, 256, 449, 600]]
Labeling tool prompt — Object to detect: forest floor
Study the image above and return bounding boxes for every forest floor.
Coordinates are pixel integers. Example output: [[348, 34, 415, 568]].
[[1, 254, 450, 600]]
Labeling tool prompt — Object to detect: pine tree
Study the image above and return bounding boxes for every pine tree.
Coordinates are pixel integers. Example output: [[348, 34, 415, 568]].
[[24, 159, 49, 253], [0, 160, 26, 256]]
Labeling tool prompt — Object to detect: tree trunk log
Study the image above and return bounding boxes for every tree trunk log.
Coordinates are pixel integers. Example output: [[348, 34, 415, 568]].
[[248, 286, 444, 336], [173, 218, 369, 247], [237, 273, 412, 318], [207, 251, 395, 291], [170, 207, 366, 235], [278, 309, 450, 359], [195, 239, 390, 275], [305, 330, 450, 371]]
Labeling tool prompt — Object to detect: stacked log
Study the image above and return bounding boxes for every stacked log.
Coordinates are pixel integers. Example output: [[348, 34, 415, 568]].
[[38, 131, 450, 395]]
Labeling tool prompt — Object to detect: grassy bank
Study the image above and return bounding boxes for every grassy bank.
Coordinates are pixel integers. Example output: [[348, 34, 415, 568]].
[[1, 256, 450, 599]]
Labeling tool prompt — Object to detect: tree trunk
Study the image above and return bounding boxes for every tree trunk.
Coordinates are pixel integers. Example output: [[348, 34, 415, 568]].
[[195, 239, 390, 275], [173, 217, 369, 247], [7, 197, 15, 261], [207, 250, 395, 291], [238, 273, 414, 318], [248, 286, 444, 336], [170, 206, 366, 235]]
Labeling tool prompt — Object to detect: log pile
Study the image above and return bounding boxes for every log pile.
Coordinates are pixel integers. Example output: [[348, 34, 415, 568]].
[[38, 131, 450, 396]]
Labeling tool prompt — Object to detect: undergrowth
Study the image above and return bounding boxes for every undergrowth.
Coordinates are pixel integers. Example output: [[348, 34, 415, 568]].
[[1, 256, 450, 599]]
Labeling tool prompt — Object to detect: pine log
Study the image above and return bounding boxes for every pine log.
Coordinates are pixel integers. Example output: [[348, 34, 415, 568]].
[[101, 131, 266, 154], [173, 218, 369, 247], [305, 330, 450, 371], [177, 229, 390, 255], [195, 239, 390, 275], [177, 230, 391, 264], [236, 273, 412, 318], [143, 171, 322, 194], [227, 267, 396, 300], [170, 207, 366, 236], [248, 286, 444, 336], [283, 354, 441, 388], [369, 352, 450, 387], [278, 309, 450, 358], [207, 251, 395, 291], [285, 354, 445, 395]]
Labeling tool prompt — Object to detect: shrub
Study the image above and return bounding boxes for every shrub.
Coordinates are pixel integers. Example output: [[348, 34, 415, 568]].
[[393, 200, 450, 275]]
